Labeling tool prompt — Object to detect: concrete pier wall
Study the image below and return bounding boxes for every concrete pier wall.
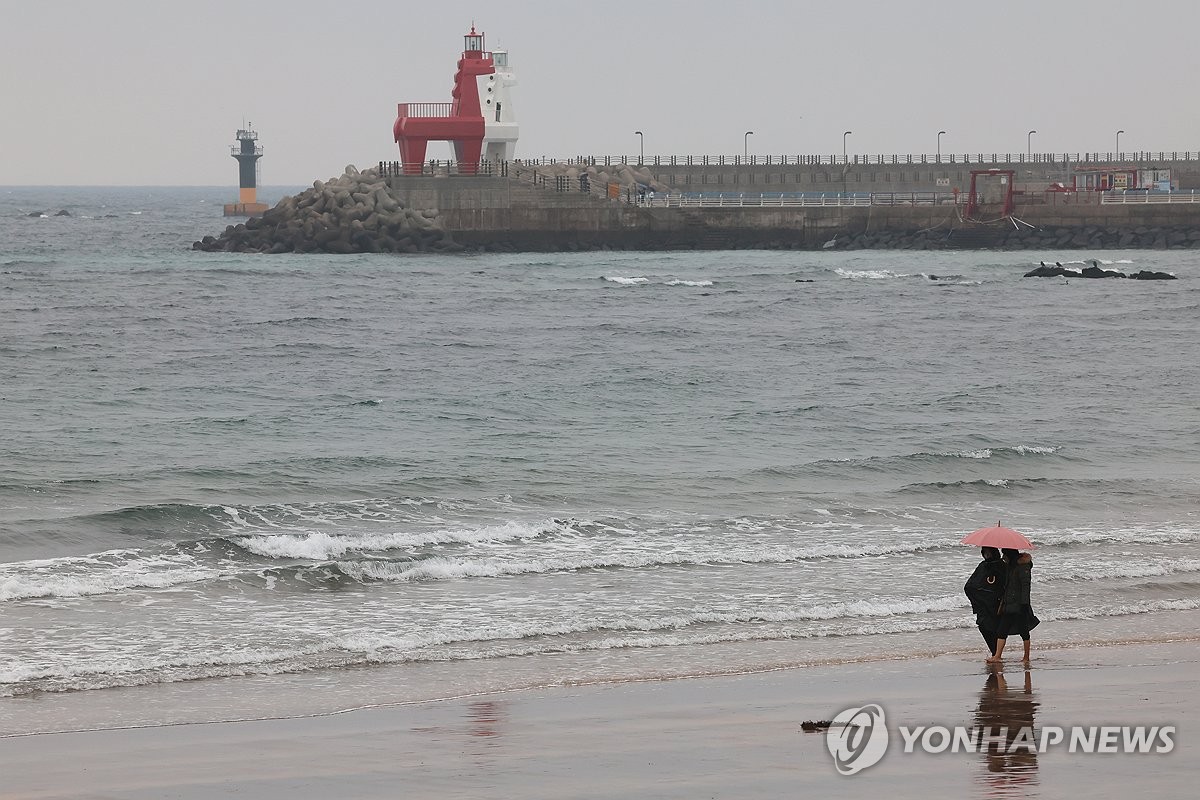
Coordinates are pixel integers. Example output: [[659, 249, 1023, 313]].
[[569, 155, 1200, 194], [385, 174, 1200, 250]]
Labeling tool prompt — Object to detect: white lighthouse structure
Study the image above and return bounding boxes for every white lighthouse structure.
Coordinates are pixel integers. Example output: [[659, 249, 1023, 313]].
[[480, 47, 519, 163]]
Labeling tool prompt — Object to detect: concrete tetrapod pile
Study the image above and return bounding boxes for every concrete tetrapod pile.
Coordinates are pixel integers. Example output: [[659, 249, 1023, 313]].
[[193, 165, 460, 254], [519, 161, 671, 194]]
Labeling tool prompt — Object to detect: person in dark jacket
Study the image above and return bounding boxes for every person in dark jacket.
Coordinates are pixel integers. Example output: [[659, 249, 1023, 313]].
[[988, 548, 1039, 663], [964, 547, 1006, 655]]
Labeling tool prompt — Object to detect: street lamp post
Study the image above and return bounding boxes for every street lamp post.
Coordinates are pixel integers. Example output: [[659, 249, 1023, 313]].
[[1116, 129, 1125, 156], [744, 130, 754, 161], [1027, 129, 1037, 159], [634, 131, 643, 164], [843, 130, 852, 162], [937, 130, 946, 161]]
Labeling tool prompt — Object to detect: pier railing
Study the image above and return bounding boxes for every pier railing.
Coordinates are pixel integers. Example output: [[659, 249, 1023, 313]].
[[378, 154, 1200, 180], [1099, 189, 1200, 204], [519, 152, 1200, 168], [633, 190, 1200, 208], [636, 192, 947, 208]]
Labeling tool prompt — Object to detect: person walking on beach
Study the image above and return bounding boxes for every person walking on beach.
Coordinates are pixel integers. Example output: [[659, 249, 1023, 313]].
[[988, 548, 1039, 663], [964, 546, 1006, 656]]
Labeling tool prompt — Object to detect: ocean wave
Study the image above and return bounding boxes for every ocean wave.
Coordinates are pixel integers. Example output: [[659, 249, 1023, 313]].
[[0, 259, 59, 270], [1035, 527, 1200, 548], [0, 550, 215, 601], [834, 268, 911, 280], [1048, 559, 1200, 581], [282, 540, 950, 586], [0, 595, 970, 696], [6, 507, 1198, 601], [244, 316, 353, 329], [231, 519, 563, 560], [27, 494, 479, 536], [599, 275, 714, 287], [774, 443, 1065, 477], [7, 594, 1200, 698]]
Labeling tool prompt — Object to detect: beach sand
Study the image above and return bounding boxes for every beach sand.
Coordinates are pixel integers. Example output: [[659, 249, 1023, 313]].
[[1, 639, 1194, 799]]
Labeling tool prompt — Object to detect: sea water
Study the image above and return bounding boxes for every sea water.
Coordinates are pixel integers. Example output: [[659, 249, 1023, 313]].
[[2, 186, 1198, 733]]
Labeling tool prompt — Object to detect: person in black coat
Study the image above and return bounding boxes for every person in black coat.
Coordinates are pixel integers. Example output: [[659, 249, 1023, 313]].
[[964, 546, 1006, 656], [988, 548, 1040, 663]]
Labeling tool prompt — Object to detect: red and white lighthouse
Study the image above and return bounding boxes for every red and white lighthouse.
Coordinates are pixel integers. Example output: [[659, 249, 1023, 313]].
[[393, 26, 499, 174]]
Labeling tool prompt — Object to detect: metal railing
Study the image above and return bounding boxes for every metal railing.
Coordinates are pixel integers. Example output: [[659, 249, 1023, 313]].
[[636, 192, 941, 208], [395, 102, 455, 118], [377, 160, 509, 177], [1100, 190, 1200, 204], [378, 156, 1200, 180], [630, 190, 1198, 208], [517, 152, 1200, 168]]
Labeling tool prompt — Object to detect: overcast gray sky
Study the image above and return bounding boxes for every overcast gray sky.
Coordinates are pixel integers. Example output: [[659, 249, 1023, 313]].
[[3, 0, 1197, 185]]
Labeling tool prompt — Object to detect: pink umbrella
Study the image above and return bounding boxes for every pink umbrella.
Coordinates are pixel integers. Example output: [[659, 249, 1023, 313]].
[[960, 523, 1034, 550]]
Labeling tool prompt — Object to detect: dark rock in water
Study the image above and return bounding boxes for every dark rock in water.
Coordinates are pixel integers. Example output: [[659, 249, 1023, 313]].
[[1025, 263, 1176, 280], [54, 209, 71, 217], [801, 720, 835, 732], [794, 279, 814, 283], [26, 211, 43, 217], [1024, 265, 1079, 278], [1081, 265, 1125, 278]]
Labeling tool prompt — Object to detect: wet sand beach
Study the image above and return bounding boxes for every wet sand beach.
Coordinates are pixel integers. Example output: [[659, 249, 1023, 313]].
[[1, 638, 1193, 800]]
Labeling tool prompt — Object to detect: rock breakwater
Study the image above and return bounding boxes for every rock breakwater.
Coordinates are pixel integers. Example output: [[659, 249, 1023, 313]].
[[193, 166, 460, 254], [519, 161, 671, 194]]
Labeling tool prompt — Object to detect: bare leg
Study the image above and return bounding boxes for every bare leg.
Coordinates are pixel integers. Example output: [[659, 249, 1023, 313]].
[[1022, 639, 1031, 662], [988, 637, 1007, 663]]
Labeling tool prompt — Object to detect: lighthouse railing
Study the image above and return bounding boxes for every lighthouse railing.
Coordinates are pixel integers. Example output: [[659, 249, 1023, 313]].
[[395, 102, 456, 119]]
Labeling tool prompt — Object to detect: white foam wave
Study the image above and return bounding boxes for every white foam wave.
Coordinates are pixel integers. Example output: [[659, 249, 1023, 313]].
[[7, 591, 1200, 697], [1036, 526, 1200, 548], [951, 448, 993, 459], [834, 268, 908, 280], [234, 519, 559, 560], [602, 275, 649, 285], [938, 444, 1059, 459], [666, 279, 714, 287], [1046, 558, 1200, 582], [332, 538, 944, 584], [0, 551, 214, 601]]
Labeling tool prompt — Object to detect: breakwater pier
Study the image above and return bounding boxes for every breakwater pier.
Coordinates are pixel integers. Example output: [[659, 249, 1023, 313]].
[[193, 152, 1200, 254]]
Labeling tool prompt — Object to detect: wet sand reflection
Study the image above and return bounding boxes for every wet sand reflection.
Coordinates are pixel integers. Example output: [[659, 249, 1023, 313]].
[[973, 668, 1039, 796]]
